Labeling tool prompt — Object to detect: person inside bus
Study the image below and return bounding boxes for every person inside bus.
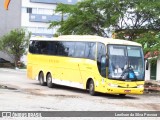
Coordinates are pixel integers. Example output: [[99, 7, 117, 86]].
[[114, 65, 123, 74], [122, 61, 137, 79], [124, 61, 134, 70]]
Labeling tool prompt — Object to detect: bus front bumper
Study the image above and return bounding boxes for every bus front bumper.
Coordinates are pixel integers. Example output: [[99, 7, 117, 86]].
[[104, 87, 144, 95]]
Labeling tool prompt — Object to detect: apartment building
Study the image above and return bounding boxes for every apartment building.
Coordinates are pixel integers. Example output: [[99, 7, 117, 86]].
[[22, 0, 79, 37], [0, 0, 79, 62]]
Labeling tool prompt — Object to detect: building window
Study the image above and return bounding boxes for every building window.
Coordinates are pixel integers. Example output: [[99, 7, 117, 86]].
[[37, 8, 53, 15], [37, 27, 44, 33], [27, 8, 32, 13], [42, 16, 47, 20], [31, 15, 35, 19], [44, 28, 54, 34], [27, 27, 36, 33], [32, 8, 37, 14]]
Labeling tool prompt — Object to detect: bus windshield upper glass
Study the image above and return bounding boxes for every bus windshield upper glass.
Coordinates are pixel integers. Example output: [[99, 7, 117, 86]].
[[108, 45, 144, 81]]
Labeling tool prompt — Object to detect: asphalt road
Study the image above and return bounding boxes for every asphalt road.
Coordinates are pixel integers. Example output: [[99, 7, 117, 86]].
[[0, 68, 160, 119]]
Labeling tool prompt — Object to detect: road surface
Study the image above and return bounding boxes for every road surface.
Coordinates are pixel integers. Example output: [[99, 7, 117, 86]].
[[0, 68, 159, 119]]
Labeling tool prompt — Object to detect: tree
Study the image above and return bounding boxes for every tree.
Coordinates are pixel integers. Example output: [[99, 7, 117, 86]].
[[49, 0, 160, 40], [135, 31, 160, 59], [135, 31, 160, 64], [0, 28, 31, 67], [113, 0, 160, 41], [49, 0, 113, 37]]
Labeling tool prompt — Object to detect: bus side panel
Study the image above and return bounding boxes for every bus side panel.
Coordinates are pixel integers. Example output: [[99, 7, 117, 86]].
[[80, 59, 111, 93], [27, 53, 40, 80], [27, 64, 33, 79], [80, 60, 99, 90], [58, 57, 82, 83], [27, 53, 34, 80], [48, 56, 61, 80]]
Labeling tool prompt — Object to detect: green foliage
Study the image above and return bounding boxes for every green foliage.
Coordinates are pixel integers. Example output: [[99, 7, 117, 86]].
[[136, 31, 160, 54], [0, 28, 31, 67], [113, 0, 160, 40], [149, 57, 157, 65], [49, 0, 160, 40], [49, 0, 110, 36], [135, 31, 160, 62]]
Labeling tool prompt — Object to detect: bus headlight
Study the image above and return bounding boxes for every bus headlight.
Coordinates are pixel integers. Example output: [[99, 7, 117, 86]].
[[108, 83, 118, 87], [137, 84, 144, 88]]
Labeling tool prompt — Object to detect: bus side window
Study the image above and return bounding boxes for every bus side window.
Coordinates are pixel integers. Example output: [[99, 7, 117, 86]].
[[57, 42, 68, 56], [74, 42, 85, 58], [47, 41, 57, 55], [65, 42, 75, 57], [84, 42, 96, 60], [40, 41, 48, 54], [34, 41, 41, 54], [29, 41, 36, 54]]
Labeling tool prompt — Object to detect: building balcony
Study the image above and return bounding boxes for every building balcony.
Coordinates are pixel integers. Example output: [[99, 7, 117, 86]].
[[30, 0, 78, 4], [29, 14, 67, 23]]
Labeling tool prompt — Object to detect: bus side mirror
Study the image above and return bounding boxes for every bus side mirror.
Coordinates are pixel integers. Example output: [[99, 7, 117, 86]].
[[145, 58, 149, 70]]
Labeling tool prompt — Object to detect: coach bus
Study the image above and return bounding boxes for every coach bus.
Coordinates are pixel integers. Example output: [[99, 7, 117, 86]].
[[27, 35, 145, 96]]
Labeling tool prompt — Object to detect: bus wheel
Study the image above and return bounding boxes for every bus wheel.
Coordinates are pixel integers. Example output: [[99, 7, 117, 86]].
[[46, 73, 53, 88], [89, 80, 96, 96], [39, 72, 46, 86]]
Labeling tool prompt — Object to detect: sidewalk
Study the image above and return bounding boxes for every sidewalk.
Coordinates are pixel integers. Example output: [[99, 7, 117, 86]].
[[0, 68, 26, 72], [144, 80, 160, 93]]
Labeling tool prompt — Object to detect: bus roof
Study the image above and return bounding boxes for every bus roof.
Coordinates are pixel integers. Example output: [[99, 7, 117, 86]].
[[30, 35, 142, 46]]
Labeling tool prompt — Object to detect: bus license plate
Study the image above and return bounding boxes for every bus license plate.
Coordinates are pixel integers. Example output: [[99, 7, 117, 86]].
[[124, 90, 131, 93]]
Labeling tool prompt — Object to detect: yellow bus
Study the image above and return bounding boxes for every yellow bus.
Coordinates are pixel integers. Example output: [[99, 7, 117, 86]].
[[27, 35, 145, 96]]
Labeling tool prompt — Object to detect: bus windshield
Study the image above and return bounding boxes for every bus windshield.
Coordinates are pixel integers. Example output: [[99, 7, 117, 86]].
[[108, 45, 144, 81]]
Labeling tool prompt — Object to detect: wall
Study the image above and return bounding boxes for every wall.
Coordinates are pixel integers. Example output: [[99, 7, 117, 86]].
[[156, 59, 160, 81], [145, 59, 160, 81], [0, 0, 21, 37], [0, 0, 21, 62], [145, 63, 151, 81]]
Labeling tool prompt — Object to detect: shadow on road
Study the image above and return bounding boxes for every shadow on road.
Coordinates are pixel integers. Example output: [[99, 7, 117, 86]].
[[96, 93, 140, 99], [31, 82, 88, 94], [30, 82, 140, 99]]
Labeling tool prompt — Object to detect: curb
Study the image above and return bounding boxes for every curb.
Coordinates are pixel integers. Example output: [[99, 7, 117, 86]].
[[144, 81, 160, 93]]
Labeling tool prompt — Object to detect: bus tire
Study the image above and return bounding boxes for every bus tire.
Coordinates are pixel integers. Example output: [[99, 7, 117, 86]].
[[39, 72, 46, 86], [46, 73, 53, 88], [89, 80, 96, 96]]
